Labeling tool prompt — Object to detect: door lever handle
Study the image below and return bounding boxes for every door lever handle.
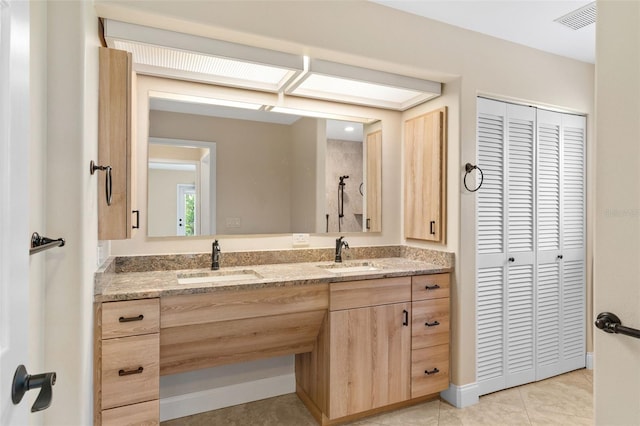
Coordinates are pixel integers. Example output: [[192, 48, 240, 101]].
[[12, 365, 57, 412]]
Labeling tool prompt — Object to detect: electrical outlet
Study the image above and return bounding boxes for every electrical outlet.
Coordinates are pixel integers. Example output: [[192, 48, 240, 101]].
[[292, 233, 310, 246], [225, 217, 241, 228]]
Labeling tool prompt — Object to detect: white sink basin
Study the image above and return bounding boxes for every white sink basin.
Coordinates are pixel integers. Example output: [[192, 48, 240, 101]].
[[321, 262, 381, 274], [177, 270, 261, 285]]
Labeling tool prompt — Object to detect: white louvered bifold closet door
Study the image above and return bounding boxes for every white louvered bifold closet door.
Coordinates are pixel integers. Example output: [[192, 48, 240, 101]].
[[536, 109, 563, 381], [560, 114, 586, 372], [476, 98, 536, 395], [476, 98, 586, 396]]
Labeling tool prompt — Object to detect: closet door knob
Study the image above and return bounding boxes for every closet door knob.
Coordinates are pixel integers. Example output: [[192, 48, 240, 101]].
[[508, 257, 515, 263], [557, 254, 564, 260]]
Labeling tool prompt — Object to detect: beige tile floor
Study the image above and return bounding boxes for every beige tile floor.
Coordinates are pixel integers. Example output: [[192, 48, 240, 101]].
[[162, 369, 593, 426]]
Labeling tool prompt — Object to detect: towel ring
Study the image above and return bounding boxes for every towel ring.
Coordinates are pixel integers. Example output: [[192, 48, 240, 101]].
[[464, 163, 484, 192]]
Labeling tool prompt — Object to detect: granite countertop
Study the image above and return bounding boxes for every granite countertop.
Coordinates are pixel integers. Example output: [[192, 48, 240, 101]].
[[94, 257, 453, 302]]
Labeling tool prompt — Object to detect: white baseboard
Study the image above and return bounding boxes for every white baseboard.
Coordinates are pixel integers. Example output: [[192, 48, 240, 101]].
[[586, 352, 594, 370], [440, 382, 479, 408], [159, 373, 295, 421]]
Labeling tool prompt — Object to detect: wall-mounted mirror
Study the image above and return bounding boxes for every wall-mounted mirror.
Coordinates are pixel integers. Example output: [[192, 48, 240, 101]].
[[146, 95, 382, 237]]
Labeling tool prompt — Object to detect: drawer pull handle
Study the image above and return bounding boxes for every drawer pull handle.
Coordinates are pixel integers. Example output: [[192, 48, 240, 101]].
[[118, 315, 144, 323], [424, 368, 440, 375], [425, 284, 440, 291], [425, 320, 440, 327], [118, 367, 144, 377], [402, 309, 409, 326]]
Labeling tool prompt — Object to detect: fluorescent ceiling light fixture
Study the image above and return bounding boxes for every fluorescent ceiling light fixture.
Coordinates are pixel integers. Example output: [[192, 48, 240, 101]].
[[345, 126, 355, 132], [148, 162, 197, 172], [269, 106, 375, 123], [288, 59, 441, 111], [149, 91, 262, 110], [103, 19, 303, 93]]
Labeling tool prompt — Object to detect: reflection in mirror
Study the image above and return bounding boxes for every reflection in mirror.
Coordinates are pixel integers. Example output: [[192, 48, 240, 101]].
[[147, 97, 381, 237], [148, 141, 213, 237]]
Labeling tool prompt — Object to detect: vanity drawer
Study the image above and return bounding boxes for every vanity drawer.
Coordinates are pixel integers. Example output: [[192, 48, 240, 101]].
[[411, 274, 450, 301], [101, 333, 159, 410], [411, 344, 449, 398], [330, 277, 411, 311], [412, 299, 450, 349], [102, 298, 160, 339], [102, 400, 159, 426]]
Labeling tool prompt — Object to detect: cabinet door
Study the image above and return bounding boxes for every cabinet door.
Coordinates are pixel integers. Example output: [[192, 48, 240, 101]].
[[404, 107, 447, 242], [329, 303, 411, 419], [98, 47, 134, 240], [365, 130, 382, 232]]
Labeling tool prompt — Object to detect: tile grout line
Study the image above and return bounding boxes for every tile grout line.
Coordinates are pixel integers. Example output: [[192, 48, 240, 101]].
[[518, 386, 534, 425]]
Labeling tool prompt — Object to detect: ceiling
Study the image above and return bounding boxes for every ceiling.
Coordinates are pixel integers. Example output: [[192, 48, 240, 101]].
[[372, 0, 596, 63]]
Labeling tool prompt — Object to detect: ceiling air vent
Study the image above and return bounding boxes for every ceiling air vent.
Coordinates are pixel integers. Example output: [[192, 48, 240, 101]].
[[554, 2, 596, 30]]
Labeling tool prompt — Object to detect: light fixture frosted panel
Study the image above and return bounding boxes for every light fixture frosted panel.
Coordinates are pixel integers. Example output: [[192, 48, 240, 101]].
[[113, 40, 296, 91], [300, 74, 422, 102], [292, 74, 437, 110]]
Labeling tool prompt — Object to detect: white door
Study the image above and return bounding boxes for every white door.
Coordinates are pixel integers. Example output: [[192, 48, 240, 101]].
[[476, 98, 537, 395], [477, 98, 586, 396], [0, 0, 31, 423], [176, 184, 196, 236], [535, 110, 587, 380], [594, 1, 640, 423]]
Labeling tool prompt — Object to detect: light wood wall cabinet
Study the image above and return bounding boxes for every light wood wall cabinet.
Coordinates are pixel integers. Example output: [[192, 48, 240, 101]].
[[404, 108, 447, 242], [296, 273, 451, 425], [94, 298, 160, 425], [365, 130, 382, 232], [98, 47, 136, 240]]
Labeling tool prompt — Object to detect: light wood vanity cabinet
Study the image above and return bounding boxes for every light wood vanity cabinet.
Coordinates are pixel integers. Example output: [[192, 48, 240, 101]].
[[410, 274, 450, 399], [404, 108, 448, 243], [94, 273, 449, 425], [94, 298, 160, 425], [328, 277, 411, 419], [296, 273, 451, 425], [159, 285, 328, 375]]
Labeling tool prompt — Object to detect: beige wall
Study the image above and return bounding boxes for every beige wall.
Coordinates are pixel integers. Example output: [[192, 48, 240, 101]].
[[594, 0, 640, 423], [37, 1, 99, 424], [28, 2, 47, 425], [98, 0, 594, 390]]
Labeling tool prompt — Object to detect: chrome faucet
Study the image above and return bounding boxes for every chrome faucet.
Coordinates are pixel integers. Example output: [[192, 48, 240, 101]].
[[335, 236, 349, 263], [212, 240, 221, 270]]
